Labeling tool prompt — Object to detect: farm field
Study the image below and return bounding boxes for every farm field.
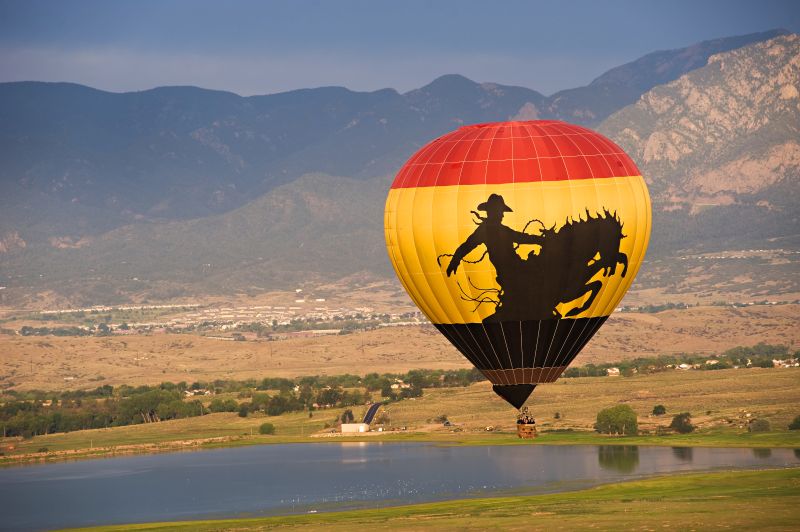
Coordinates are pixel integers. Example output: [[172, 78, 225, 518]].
[[62, 467, 800, 531], [1, 304, 797, 391]]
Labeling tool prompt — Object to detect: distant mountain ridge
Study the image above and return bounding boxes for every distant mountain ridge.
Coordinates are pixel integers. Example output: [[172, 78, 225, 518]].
[[1, 29, 796, 304], [0, 29, 785, 245], [545, 29, 790, 123], [600, 33, 800, 253]]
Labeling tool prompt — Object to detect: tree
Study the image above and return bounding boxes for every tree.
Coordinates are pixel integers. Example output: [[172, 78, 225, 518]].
[[249, 393, 270, 412], [595, 405, 638, 435], [316, 387, 343, 406], [669, 412, 694, 434], [209, 398, 238, 413], [652, 404, 666, 416], [380, 382, 395, 399], [406, 370, 428, 390], [362, 373, 383, 391], [341, 409, 355, 424], [789, 415, 800, 430], [259, 422, 275, 435], [237, 404, 249, 418], [748, 419, 770, 432], [399, 386, 422, 399], [266, 395, 291, 416]]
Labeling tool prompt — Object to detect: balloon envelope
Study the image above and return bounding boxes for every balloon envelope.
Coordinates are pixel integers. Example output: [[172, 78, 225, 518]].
[[384, 120, 651, 408]]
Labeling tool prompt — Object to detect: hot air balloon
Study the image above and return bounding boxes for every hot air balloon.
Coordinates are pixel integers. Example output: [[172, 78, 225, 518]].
[[384, 120, 651, 410]]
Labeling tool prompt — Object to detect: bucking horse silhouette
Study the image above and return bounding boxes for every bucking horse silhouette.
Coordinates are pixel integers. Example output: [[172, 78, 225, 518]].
[[439, 194, 628, 322]]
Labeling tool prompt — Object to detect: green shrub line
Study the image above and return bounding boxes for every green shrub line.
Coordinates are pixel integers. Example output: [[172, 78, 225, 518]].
[[0, 369, 484, 438], [563, 342, 795, 378]]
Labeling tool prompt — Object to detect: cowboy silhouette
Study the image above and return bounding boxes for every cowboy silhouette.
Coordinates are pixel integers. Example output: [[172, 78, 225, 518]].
[[444, 194, 628, 322], [446, 194, 544, 303]]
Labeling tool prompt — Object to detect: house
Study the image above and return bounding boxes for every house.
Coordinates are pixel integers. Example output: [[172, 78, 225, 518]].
[[606, 367, 620, 377]]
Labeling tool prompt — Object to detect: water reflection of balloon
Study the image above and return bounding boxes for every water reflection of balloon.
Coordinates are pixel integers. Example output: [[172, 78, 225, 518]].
[[385, 120, 651, 409]]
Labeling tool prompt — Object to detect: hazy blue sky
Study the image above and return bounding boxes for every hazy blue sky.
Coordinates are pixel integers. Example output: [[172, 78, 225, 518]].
[[1, 0, 797, 96]]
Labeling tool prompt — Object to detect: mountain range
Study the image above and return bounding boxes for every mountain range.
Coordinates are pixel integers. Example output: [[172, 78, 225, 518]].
[[0, 29, 797, 304]]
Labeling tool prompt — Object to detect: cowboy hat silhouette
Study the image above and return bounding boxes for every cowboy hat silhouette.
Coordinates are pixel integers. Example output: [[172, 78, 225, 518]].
[[477, 194, 513, 214]]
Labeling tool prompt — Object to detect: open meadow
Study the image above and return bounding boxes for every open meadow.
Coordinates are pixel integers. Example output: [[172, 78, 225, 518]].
[[1, 304, 797, 391]]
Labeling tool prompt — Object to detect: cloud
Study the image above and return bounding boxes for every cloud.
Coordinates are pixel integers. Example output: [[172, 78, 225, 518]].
[[0, 46, 624, 96]]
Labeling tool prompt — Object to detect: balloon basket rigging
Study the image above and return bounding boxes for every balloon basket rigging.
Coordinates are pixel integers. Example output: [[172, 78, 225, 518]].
[[516, 406, 537, 439]]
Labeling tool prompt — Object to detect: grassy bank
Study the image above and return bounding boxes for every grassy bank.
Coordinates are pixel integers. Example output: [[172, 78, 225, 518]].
[[61, 467, 800, 531]]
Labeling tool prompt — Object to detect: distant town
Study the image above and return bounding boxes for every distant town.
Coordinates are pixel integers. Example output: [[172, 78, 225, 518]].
[[12, 290, 427, 340]]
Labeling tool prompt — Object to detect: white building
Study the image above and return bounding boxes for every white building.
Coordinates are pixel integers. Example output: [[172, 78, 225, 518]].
[[341, 423, 370, 433]]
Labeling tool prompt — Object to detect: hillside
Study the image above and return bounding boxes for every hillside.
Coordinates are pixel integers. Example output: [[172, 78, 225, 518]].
[[600, 33, 800, 254], [546, 29, 788, 124], [0, 30, 781, 244], [0, 173, 391, 304], [0, 77, 545, 245], [1, 30, 797, 304]]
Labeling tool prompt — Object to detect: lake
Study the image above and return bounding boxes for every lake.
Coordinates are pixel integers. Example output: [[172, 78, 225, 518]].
[[1, 442, 798, 531]]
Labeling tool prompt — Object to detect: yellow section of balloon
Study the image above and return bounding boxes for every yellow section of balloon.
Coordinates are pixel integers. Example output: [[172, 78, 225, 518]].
[[384, 175, 651, 324]]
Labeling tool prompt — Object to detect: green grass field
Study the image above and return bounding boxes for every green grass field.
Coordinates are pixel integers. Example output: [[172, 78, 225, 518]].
[[3, 367, 799, 465], [60, 467, 800, 531]]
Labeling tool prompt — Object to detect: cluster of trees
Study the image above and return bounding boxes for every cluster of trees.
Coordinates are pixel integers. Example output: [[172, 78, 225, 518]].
[[596, 405, 795, 436], [564, 343, 795, 379], [595, 405, 638, 435], [239, 380, 404, 418], [668, 412, 694, 434], [595, 406, 696, 436], [0, 368, 487, 438], [232, 313, 397, 336], [250, 368, 483, 394], [651, 405, 695, 433], [0, 387, 205, 438], [630, 302, 692, 313], [19, 326, 94, 337]]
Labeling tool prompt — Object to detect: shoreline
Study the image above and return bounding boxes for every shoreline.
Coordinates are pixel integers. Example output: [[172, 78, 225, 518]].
[[56, 467, 800, 531], [4, 428, 800, 468]]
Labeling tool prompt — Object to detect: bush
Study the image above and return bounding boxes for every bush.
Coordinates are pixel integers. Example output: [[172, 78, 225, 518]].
[[341, 409, 355, 424], [669, 412, 694, 434], [595, 405, 638, 435], [237, 404, 249, 418], [789, 415, 800, 430], [652, 404, 666, 416], [209, 398, 238, 413], [748, 419, 770, 433], [37, 447, 49, 453], [259, 422, 275, 435]]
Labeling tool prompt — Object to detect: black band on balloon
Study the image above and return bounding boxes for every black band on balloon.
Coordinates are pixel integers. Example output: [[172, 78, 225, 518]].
[[433, 317, 607, 377]]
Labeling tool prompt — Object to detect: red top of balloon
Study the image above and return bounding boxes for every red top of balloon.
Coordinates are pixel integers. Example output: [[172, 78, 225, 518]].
[[391, 120, 639, 189]]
